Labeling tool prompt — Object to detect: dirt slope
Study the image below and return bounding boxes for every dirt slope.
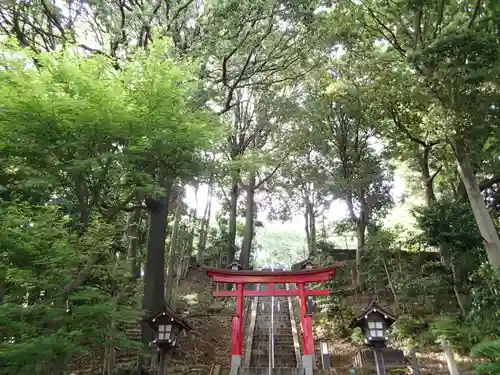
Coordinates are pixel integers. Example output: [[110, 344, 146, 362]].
[[169, 265, 233, 366]]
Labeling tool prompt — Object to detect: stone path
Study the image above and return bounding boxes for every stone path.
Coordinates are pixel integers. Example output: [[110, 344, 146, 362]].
[[248, 283, 298, 369]]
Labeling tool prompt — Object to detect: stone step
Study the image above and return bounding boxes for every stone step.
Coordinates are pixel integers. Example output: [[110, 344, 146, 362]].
[[253, 331, 293, 336], [274, 357, 298, 362], [239, 368, 305, 375], [249, 284, 297, 369]]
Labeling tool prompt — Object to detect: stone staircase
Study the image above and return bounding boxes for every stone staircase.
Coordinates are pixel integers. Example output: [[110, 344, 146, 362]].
[[273, 284, 298, 368], [249, 285, 271, 368], [248, 283, 297, 369], [239, 369, 305, 375]]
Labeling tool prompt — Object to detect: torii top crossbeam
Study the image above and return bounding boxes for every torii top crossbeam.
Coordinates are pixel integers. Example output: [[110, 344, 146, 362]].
[[206, 264, 341, 284]]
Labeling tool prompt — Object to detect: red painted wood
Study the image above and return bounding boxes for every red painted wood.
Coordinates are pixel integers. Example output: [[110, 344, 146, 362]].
[[230, 283, 245, 362], [205, 264, 342, 284], [297, 282, 309, 355], [268, 282, 274, 293], [205, 264, 344, 365], [305, 315, 314, 358], [298, 282, 315, 361], [212, 289, 331, 297], [236, 283, 244, 355]]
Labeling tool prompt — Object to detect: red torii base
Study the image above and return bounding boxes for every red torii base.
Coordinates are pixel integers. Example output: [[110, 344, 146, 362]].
[[205, 264, 343, 369]]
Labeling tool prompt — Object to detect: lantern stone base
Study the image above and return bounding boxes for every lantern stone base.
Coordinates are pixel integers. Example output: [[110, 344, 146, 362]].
[[231, 354, 242, 368], [351, 347, 405, 369], [302, 354, 313, 369]]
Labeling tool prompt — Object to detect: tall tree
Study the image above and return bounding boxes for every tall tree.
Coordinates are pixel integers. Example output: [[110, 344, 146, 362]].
[[333, 0, 500, 269], [308, 71, 393, 285], [270, 146, 332, 256], [0, 41, 222, 352]]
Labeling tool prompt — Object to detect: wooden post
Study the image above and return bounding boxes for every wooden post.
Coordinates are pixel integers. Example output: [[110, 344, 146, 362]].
[[158, 347, 168, 375], [298, 282, 308, 353], [298, 282, 314, 369], [321, 342, 330, 369], [230, 282, 244, 368], [373, 345, 386, 375], [409, 347, 421, 375], [236, 283, 244, 358], [441, 339, 460, 375]]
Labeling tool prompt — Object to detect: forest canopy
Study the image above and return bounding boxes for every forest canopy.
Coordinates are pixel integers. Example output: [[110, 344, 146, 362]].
[[0, 0, 499, 374]]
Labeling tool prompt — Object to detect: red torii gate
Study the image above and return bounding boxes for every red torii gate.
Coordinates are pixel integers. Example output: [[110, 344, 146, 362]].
[[205, 264, 343, 369]]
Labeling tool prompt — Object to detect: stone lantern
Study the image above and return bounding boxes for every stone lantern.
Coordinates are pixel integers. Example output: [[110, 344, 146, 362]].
[[146, 305, 191, 375], [228, 261, 242, 271], [350, 299, 400, 375], [227, 261, 241, 291], [301, 260, 314, 270]]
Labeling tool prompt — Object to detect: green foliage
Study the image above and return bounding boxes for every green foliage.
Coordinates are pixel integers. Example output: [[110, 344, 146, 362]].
[[1, 0, 500, 370], [350, 327, 365, 346], [471, 339, 500, 375], [468, 266, 500, 325], [390, 315, 432, 349], [412, 199, 486, 310], [430, 317, 475, 354], [414, 199, 483, 258], [317, 291, 353, 338], [0, 40, 221, 212], [0, 39, 222, 373], [254, 225, 306, 268], [308, 252, 356, 337], [0, 203, 141, 375], [362, 225, 398, 292]]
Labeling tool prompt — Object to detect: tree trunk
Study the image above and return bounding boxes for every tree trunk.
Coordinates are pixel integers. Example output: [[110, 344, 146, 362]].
[[441, 340, 461, 375], [0, 266, 5, 303], [175, 225, 188, 287], [346, 192, 366, 286], [103, 253, 119, 375], [453, 138, 500, 269], [193, 183, 200, 215], [198, 178, 213, 259], [381, 255, 399, 306], [450, 262, 467, 317], [165, 194, 183, 304], [304, 209, 311, 255], [240, 171, 256, 269], [187, 209, 196, 260], [308, 202, 316, 256], [127, 207, 142, 280], [75, 176, 90, 232], [419, 146, 436, 205], [142, 183, 171, 346], [356, 220, 366, 286], [321, 214, 327, 242], [304, 199, 316, 256], [227, 176, 239, 265]]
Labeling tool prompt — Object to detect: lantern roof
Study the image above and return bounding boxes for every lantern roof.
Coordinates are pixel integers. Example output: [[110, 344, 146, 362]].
[[145, 302, 191, 331], [300, 260, 314, 269], [228, 261, 242, 270], [350, 298, 398, 329]]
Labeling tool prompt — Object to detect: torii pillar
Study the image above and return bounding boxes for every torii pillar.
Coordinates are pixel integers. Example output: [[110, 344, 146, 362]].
[[205, 263, 343, 369]]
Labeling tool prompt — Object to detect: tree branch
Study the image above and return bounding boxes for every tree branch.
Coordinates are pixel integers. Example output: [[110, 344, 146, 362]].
[[388, 106, 428, 147], [479, 175, 500, 191], [63, 253, 100, 296], [363, 4, 406, 56], [468, 0, 482, 29], [255, 162, 282, 190], [429, 165, 443, 182]]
